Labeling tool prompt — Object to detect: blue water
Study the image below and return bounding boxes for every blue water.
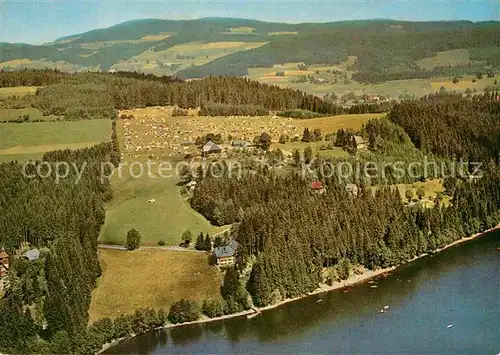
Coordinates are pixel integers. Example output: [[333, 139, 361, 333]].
[[106, 231, 500, 354]]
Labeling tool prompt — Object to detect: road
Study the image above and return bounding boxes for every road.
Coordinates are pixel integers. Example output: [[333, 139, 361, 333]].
[[98, 227, 232, 252]]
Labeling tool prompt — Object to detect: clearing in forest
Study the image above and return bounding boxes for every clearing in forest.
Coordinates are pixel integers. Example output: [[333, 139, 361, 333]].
[[0, 86, 40, 98], [0, 119, 111, 162], [88, 249, 222, 322]]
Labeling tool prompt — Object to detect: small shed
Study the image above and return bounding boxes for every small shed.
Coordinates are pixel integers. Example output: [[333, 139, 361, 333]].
[[23, 249, 40, 261], [353, 136, 367, 149], [345, 183, 359, 196]]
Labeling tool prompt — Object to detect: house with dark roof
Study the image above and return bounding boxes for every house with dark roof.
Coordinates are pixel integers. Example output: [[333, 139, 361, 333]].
[[202, 140, 222, 156], [213, 240, 238, 267]]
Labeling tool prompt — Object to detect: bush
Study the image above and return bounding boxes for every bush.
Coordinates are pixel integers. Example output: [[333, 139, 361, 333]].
[[157, 240, 165, 246], [168, 299, 200, 324]]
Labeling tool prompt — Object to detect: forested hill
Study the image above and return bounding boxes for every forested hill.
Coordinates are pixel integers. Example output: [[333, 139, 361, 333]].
[[1, 18, 499, 80]]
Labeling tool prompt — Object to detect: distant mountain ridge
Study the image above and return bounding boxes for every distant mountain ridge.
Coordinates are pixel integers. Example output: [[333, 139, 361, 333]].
[[1, 17, 499, 79]]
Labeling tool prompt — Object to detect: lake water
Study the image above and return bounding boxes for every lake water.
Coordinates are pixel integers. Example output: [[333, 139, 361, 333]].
[[106, 231, 500, 354]]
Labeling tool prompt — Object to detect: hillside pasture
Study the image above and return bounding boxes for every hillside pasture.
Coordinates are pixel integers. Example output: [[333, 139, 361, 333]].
[[248, 56, 498, 98], [98, 155, 223, 246], [0, 119, 111, 162], [268, 31, 298, 36], [223, 26, 256, 34], [112, 41, 266, 75], [416, 49, 481, 70], [429, 75, 498, 91], [89, 249, 221, 322], [0, 86, 40, 98], [0, 107, 62, 122], [295, 113, 385, 133], [271, 140, 348, 159]]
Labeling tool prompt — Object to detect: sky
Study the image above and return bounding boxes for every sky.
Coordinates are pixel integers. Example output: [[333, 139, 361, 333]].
[[1, 0, 499, 44]]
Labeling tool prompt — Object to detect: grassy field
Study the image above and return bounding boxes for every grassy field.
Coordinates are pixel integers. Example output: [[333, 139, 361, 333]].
[[119, 107, 381, 160], [0, 119, 111, 162], [248, 58, 499, 98], [271, 140, 348, 158], [0, 107, 62, 122], [98, 157, 223, 246], [374, 179, 451, 208], [416, 49, 481, 71], [0, 86, 40, 98], [88, 249, 222, 322], [101, 109, 382, 246], [429, 75, 497, 91], [295, 113, 385, 132], [112, 41, 266, 76]]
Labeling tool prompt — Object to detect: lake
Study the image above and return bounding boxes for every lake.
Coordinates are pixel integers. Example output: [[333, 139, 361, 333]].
[[106, 230, 500, 354]]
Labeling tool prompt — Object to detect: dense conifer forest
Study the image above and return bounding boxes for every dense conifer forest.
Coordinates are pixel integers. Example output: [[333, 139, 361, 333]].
[[0, 69, 499, 353], [388, 92, 500, 162], [0, 69, 390, 119], [0, 134, 119, 352]]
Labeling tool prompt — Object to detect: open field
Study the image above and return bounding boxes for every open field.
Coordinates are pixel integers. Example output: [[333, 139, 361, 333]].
[[416, 49, 481, 71], [223, 26, 256, 34], [248, 59, 499, 98], [373, 179, 450, 208], [295, 113, 385, 132], [104, 108, 382, 245], [88, 249, 222, 322], [98, 156, 224, 246], [119, 107, 379, 160], [268, 31, 298, 36], [0, 107, 62, 122], [112, 41, 266, 75], [429, 75, 498, 91], [0, 119, 111, 162], [119, 107, 301, 159], [0, 86, 40, 98], [0, 59, 88, 72], [271, 140, 348, 159]]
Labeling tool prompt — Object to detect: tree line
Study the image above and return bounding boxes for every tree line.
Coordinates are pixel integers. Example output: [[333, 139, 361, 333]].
[[0, 129, 121, 352], [388, 92, 500, 163]]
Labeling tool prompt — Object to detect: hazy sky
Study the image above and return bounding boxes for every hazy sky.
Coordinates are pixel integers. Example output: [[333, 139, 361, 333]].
[[2, 0, 499, 44]]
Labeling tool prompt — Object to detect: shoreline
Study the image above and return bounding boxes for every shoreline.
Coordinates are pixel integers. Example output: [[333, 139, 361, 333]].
[[98, 224, 499, 354]]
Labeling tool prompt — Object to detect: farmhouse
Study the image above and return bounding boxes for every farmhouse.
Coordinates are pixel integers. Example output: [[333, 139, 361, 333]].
[[23, 249, 40, 261], [0, 251, 9, 277], [345, 183, 359, 196], [311, 180, 326, 194], [202, 140, 222, 156], [354, 136, 367, 149], [213, 240, 238, 267]]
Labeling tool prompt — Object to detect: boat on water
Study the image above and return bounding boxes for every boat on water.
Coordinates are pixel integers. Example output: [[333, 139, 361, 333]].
[[447, 324, 453, 329], [246, 312, 259, 319], [247, 308, 262, 319]]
